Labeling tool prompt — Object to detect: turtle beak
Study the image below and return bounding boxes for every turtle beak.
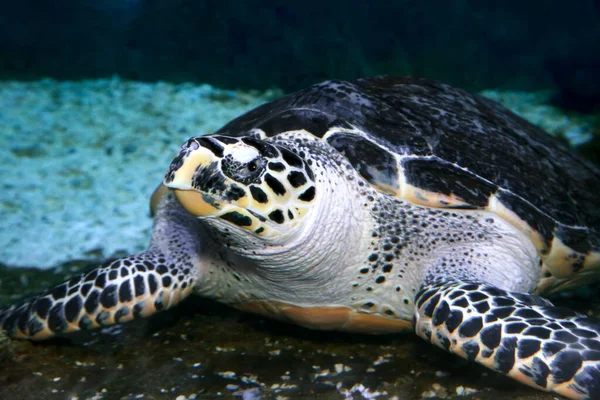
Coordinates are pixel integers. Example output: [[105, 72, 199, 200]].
[[171, 186, 224, 218], [164, 140, 217, 191], [163, 141, 224, 217]]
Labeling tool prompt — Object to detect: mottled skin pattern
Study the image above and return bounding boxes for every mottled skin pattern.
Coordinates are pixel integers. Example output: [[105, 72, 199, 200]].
[[415, 279, 600, 398], [1, 77, 600, 399], [0, 197, 202, 339]]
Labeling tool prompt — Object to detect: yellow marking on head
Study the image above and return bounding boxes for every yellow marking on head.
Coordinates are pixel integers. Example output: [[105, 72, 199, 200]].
[[171, 189, 270, 235], [293, 206, 310, 219], [250, 197, 274, 214], [173, 189, 221, 217], [164, 136, 318, 240], [235, 193, 250, 209], [219, 205, 265, 229], [167, 146, 217, 191], [166, 143, 252, 219]]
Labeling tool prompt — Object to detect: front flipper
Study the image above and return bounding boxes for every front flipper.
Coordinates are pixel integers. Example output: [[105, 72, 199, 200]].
[[414, 278, 600, 400], [0, 251, 195, 340]]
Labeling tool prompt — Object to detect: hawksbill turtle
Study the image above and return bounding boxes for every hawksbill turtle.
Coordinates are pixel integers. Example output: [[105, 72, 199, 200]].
[[1, 76, 599, 399]]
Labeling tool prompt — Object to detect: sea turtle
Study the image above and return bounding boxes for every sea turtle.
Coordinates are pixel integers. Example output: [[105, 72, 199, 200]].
[[1, 76, 599, 399]]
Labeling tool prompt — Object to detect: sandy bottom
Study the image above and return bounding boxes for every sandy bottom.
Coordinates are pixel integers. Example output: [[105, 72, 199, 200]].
[[0, 78, 278, 267], [0, 78, 595, 268], [3, 260, 597, 400]]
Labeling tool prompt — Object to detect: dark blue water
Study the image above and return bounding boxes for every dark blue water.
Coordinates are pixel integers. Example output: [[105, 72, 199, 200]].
[[0, 0, 599, 102]]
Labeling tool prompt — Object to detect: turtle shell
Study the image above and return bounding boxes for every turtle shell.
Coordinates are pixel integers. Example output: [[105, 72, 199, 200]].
[[214, 76, 600, 291]]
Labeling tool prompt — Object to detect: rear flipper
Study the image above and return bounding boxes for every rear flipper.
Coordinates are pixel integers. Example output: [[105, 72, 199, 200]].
[[414, 278, 600, 400], [0, 251, 195, 340]]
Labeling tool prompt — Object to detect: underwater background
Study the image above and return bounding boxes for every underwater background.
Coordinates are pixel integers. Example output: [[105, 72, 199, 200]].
[[0, 1, 599, 399]]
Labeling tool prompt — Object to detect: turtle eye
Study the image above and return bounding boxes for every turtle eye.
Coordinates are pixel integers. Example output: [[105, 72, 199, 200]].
[[239, 159, 261, 177], [222, 155, 266, 184]]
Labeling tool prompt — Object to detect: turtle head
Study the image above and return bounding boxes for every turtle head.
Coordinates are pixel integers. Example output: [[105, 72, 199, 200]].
[[164, 135, 316, 242]]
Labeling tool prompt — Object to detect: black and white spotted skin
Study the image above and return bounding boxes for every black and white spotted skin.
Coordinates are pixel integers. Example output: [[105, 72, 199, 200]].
[[1, 77, 600, 399], [0, 199, 202, 339], [415, 279, 600, 397]]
